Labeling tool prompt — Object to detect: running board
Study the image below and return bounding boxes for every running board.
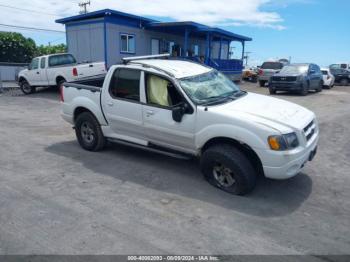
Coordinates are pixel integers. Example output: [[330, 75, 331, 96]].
[[107, 138, 193, 160]]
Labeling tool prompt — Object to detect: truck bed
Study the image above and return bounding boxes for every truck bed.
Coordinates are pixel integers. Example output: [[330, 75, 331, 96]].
[[66, 74, 106, 91], [61, 74, 108, 126]]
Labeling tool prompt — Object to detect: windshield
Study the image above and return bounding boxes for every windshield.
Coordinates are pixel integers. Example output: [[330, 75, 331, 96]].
[[179, 70, 242, 105], [261, 62, 284, 70], [280, 65, 309, 74]]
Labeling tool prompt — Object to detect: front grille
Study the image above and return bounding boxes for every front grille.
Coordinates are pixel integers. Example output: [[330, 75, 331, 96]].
[[304, 120, 316, 141], [272, 76, 297, 82]]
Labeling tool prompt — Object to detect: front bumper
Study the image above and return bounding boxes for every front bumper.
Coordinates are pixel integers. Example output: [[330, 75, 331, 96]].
[[270, 81, 303, 91], [258, 76, 272, 82], [256, 132, 319, 180]]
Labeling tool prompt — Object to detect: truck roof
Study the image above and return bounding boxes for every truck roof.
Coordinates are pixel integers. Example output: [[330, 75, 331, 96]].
[[130, 59, 212, 79]]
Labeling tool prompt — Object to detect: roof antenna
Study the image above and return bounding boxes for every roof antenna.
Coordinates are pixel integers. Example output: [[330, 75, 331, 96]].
[[79, 1, 91, 14]]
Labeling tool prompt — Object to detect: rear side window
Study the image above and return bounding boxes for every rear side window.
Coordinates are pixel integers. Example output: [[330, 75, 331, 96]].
[[261, 62, 283, 70], [109, 69, 140, 102], [321, 70, 328, 75], [40, 57, 46, 69], [49, 54, 76, 67]]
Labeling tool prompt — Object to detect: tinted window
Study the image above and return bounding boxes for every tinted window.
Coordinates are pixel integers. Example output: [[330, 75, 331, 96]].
[[31, 58, 39, 70], [109, 69, 140, 101], [49, 54, 76, 67], [40, 57, 46, 69], [321, 70, 328, 75], [261, 62, 283, 70], [146, 74, 183, 108]]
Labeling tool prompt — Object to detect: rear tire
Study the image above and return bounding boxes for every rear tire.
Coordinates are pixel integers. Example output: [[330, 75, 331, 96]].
[[75, 112, 106, 152], [340, 79, 349, 86], [20, 80, 36, 95], [200, 144, 257, 195], [316, 81, 323, 92]]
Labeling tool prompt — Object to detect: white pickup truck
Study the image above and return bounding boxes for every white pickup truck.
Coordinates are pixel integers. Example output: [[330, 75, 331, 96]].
[[61, 55, 319, 195], [18, 53, 106, 94]]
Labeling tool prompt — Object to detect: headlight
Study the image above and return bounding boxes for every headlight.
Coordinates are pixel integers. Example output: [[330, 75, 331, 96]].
[[268, 133, 299, 151]]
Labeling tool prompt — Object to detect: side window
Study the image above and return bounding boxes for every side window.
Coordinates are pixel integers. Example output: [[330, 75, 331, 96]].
[[145, 73, 183, 108], [120, 34, 136, 54], [49, 55, 76, 67], [40, 57, 46, 69], [31, 58, 39, 70], [109, 69, 140, 102]]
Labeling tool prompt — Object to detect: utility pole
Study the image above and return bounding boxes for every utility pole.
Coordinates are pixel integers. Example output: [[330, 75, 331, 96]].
[[79, 1, 90, 14], [244, 51, 252, 67]]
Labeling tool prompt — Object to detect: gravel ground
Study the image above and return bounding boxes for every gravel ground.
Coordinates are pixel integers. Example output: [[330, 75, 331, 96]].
[[0, 82, 349, 256]]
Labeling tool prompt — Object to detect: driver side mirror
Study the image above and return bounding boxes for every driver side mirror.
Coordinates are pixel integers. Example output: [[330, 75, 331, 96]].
[[172, 103, 188, 123]]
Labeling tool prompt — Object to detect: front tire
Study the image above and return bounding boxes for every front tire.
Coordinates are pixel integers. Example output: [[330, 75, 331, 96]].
[[259, 80, 266, 87], [300, 82, 308, 96], [269, 86, 276, 95], [75, 112, 106, 152], [200, 144, 257, 195], [20, 80, 36, 95]]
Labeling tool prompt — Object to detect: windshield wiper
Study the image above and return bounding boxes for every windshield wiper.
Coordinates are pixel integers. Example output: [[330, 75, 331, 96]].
[[199, 90, 246, 106], [200, 93, 235, 106]]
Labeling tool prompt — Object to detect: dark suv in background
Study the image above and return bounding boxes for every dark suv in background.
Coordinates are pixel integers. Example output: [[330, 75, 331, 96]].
[[258, 61, 284, 87], [330, 68, 350, 86], [269, 63, 323, 96]]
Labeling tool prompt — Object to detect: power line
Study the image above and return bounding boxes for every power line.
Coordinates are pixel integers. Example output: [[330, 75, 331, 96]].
[[0, 3, 61, 16], [0, 23, 65, 33]]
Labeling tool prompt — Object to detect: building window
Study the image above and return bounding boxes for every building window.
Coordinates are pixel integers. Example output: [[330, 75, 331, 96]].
[[120, 34, 136, 54], [109, 68, 140, 102]]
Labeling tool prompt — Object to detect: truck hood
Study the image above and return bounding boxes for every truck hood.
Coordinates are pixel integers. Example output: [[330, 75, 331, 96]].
[[215, 92, 314, 131]]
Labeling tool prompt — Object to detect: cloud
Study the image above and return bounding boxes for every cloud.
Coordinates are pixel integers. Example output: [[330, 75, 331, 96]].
[[0, 0, 289, 32]]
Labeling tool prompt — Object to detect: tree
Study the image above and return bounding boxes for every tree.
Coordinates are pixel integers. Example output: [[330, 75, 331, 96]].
[[0, 32, 36, 63], [36, 44, 67, 57]]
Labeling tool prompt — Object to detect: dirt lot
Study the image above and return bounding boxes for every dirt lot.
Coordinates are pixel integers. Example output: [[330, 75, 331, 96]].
[[0, 82, 349, 256]]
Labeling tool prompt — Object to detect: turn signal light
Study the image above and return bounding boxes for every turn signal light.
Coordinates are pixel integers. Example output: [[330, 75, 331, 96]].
[[268, 136, 280, 150]]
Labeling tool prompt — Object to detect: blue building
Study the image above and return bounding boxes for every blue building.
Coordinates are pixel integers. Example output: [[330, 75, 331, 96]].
[[56, 9, 252, 80]]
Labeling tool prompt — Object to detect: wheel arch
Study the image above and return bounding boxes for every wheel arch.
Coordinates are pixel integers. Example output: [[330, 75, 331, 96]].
[[18, 76, 28, 84], [56, 75, 66, 86], [201, 137, 264, 177], [73, 107, 96, 123]]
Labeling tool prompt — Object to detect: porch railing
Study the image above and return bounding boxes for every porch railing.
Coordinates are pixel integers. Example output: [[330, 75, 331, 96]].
[[207, 59, 243, 74], [181, 57, 243, 75]]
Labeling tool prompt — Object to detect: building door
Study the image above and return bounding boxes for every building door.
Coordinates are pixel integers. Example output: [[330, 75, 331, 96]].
[[151, 39, 160, 55]]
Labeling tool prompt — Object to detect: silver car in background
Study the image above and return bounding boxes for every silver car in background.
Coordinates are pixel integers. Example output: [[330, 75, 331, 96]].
[[258, 61, 285, 87]]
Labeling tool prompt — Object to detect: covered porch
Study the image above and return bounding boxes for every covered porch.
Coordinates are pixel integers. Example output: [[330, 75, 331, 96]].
[[145, 21, 252, 79]]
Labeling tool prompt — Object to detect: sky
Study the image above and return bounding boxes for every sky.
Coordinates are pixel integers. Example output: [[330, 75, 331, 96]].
[[0, 0, 349, 67]]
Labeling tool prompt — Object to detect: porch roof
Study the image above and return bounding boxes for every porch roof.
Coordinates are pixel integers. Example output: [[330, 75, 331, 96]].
[[145, 21, 252, 42]]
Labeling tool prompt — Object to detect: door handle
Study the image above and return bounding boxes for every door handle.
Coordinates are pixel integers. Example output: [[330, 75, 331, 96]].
[[146, 110, 154, 116], [36, 72, 40, 74], [107, 102, 114, 107]]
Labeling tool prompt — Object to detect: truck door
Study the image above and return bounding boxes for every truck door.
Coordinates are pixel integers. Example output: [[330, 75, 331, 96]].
[[27, 58, 41, 86], [101, 68, 147, 144], [39, 57, 48, 85], [141, 72, 196, 154]]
